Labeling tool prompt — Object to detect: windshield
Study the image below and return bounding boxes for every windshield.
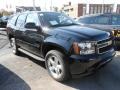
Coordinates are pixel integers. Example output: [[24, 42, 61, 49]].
[[112, 15, 120, 25], [39, 12, 77, 27]]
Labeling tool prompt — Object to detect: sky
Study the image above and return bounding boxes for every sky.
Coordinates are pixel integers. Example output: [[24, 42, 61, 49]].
[[0, 0, 70, 10], [0, 0, 120, 11]]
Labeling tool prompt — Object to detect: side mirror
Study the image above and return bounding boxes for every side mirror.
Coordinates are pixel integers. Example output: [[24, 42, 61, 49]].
[[25, 22, 36, 29]]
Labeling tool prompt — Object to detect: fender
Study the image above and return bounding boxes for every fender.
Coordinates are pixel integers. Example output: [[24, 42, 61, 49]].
[[42, 36, 74, 55]]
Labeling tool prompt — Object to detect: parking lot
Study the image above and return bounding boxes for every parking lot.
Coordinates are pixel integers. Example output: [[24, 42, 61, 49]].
[[0, 30, 120, 90]]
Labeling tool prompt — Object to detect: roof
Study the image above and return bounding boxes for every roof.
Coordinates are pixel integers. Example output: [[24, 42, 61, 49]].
[[14, 11, 61, 16], [23, 11, 60, 13], [79, 13, 120, 18]]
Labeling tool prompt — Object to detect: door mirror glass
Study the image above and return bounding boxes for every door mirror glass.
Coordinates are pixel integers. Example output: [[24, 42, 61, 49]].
[[25, 22, 36, 29]]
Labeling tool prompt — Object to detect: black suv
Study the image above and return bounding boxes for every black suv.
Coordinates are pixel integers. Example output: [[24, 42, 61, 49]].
[[6, 11, 115, 82], [77, 13, 120, 50]]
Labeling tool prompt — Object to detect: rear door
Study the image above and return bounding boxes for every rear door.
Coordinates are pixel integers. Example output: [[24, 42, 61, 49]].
[[15, 13, 28, 50], [7, 15, 19, 38]]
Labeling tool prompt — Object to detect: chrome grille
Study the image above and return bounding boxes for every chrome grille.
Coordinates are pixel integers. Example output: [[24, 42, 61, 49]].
[[97, 39, 112, 54]]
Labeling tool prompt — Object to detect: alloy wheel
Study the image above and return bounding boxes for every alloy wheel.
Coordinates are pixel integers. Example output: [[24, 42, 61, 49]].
[[47, 55, 63, 79]]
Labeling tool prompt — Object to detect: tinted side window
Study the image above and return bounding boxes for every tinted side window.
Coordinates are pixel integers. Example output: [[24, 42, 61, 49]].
[[79, 17, 96, 24], [26, 13, 39, 26], [16, 14, 27, 28], [112, 15, 120, 25], [95, 16, 109, 25], [8, 15, 18, 25]]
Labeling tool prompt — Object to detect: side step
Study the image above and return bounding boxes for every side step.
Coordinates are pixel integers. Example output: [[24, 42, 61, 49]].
[[18, 48, 45, 61]]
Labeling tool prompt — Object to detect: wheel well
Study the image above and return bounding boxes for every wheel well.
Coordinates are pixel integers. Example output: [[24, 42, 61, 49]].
[[8, 34, 14, 40], [42, 44, 68, 57]]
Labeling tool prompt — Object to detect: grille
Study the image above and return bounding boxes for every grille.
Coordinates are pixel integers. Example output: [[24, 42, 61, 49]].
[[97, 38, 112, 54], [98, 45, 112, 54]]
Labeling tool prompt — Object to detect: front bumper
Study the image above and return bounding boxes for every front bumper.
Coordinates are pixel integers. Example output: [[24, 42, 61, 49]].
[[69, 48, 116, 75]]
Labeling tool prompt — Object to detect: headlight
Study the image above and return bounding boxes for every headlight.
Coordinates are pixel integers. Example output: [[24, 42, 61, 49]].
[[73, 42, 95, 55]]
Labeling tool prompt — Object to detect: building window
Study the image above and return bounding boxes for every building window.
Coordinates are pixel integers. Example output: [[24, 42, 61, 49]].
[[108, 8, 111, 13], [83, 6, 86, 15], [117, 5, 120, 14], [97, 5, 101, 13], [104, 6, 108, 13], [90, 6, 94, 14], [94, 5, 97, 14], [70, 8, 73, 11]]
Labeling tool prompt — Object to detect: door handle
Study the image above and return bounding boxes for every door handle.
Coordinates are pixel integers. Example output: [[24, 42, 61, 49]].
[[28, 29, 37, 32], [22, 32, 26, 35]]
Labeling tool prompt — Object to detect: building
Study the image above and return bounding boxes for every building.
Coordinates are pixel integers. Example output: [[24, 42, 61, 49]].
[[16, 6, 41, 12], [117, 4, 120, 13], [61, 2, 82, 18], [61, 2, 120, 18]]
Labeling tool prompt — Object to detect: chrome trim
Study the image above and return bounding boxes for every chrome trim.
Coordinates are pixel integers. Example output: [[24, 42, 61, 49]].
[[97, 39, 112, 54], [18, 48, 45, 61], [98, 48, 114, 55], [97, 40, 112, 48]]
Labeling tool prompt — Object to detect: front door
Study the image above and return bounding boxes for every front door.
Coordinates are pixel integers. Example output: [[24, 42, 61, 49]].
[[23, 13, 43, 57]]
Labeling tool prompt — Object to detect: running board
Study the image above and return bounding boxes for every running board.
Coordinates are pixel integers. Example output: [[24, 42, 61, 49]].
[[18, 48, 45, 61]]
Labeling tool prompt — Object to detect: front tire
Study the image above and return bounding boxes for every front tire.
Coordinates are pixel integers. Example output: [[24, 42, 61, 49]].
[[45, 50, 71, 82], [11, 38, 20, 55]]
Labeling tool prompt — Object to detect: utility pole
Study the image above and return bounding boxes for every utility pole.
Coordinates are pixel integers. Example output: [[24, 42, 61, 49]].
[[102, 0, 104, 13], [86, 0, 89, 14], [33, 0, 36, 11], [50, 0, 52, 11], [44, 0, 47, 10]]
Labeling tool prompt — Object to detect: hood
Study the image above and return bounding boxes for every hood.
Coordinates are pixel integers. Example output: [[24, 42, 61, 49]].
[[51, 25, 110, 41]]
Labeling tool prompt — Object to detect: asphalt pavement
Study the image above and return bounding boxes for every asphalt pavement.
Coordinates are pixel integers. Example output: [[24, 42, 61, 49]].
[[0, 30, 120, 90], [0, 28, 9, 49]]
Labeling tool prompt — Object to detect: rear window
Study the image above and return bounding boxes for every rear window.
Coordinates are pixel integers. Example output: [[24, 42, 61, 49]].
[[112, 15, 120, 25], [95, 16, 109, 25], [79, 15, 110, 25], [8, 15, 18, 25], [16, 14, 27, 28], [78, 17, 96, 24]]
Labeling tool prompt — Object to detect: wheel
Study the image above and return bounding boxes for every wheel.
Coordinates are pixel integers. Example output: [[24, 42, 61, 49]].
[[45, 50, 71, 82], [11, 38, 20, 55]]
